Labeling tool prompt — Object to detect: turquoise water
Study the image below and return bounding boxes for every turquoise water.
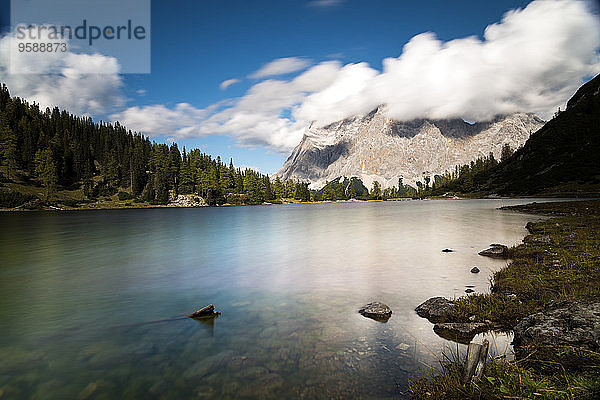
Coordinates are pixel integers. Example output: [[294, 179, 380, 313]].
[[0, 200, 544, 399]]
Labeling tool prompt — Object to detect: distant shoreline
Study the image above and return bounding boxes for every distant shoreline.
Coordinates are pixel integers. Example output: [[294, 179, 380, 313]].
[[3, 194, 598, 213]]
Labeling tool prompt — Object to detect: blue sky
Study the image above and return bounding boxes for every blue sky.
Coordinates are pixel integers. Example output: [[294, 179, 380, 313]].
[[1, 0, 599, 173]]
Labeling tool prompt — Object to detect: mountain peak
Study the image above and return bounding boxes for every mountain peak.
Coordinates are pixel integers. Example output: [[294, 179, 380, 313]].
[[277, 111, 544, 189]]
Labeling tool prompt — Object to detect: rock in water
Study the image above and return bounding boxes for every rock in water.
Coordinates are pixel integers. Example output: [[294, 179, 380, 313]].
[[478, 244, 509, 258], [470, 267, 480, 273], [442, 248, 455, 253], [359, 302, 392, 322], [433, 323, 489, 344], [513, 301, 600, 351], [188, 304, 221, 319], [415, 297, 456, 323]]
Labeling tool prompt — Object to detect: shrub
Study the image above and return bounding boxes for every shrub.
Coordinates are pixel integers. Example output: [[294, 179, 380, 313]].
[[118, 191, 134, 200], [0, 189, 36, 208]]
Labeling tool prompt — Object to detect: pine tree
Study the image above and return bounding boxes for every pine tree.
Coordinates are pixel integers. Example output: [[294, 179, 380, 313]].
[[0, 113, 17, 178], [178, 160, 194, 194], [294, 181, 310, 202], [281, 179, 292, 198], [34, 149, 58, 199], [347, 180, 357, 199], [335, 180, 345, 200], [501, 143, 514, 162], [323, 181, 336, 201], [371, 181, 381, 199], [273, 176, 285, 198]]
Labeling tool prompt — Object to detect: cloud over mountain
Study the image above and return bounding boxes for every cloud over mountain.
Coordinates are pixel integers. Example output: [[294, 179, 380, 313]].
[[112, 0, 600, 153]]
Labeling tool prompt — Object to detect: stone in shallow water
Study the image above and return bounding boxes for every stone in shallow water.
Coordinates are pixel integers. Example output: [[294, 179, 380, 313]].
[[415, 297, 455, 323], [478, 244, 508, 258], [433, 323, 489, 344], [471, 266, 480, 273], [358, 302, 392, 322], [78, 382, 98, 400]]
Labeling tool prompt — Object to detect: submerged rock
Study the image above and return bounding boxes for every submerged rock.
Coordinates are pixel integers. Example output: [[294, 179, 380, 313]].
[[358, 302, 392, 322], [415, 297, 456, 323], [478, 244, 509, 258], [470, 266, 480, 273], [433, 322, 489, 344], [465, 288, 475, 293], [442, 248, 455, 253], [513, 301, 600, 351]]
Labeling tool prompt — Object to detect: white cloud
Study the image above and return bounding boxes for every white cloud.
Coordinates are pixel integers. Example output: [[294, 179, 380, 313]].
[[308, 0, 343, 8], [136, 89, 147, 96], [0, 30, 125, 116], [220, 78, 241, 90], [113, 0, 600, 154], [249, 57, 312, 79]]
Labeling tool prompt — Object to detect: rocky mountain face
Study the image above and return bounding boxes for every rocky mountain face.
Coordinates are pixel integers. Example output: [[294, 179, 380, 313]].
[[276, 106, 545, 189]]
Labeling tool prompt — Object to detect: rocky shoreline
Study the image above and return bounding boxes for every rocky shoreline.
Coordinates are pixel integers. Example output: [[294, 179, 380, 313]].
[[411, 199, 600, 399]]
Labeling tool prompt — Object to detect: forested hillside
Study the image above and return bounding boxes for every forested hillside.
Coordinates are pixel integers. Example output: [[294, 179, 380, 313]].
[[428, 74, 600, 197], [0, 84, 310, 208]]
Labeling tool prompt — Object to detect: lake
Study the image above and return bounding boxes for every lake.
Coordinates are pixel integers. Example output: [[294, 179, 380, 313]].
[[0, 199, 548, 399]]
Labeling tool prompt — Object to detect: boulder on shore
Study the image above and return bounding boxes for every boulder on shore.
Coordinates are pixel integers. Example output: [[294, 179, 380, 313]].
[[433, 322, 489, 344], [415, 297, 456, 323], [513, 301, 600, 351], [523, 234, 551, 244], [525, 221, 537, 234], [478, 244, 509, 258], [359, 302, 392, 322]]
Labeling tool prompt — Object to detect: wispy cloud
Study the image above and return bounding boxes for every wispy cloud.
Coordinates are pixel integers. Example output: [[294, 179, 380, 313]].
[[249, 57, 312, 79], [113, 0, 600, 154], [219, 78, 241, 90], [307, 0, 344, 8]]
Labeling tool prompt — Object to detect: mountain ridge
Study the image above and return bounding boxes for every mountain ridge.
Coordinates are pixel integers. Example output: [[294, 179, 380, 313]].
[[277, 106, 545, 189]]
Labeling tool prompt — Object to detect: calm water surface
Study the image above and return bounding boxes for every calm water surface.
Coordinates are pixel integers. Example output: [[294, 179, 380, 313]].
[[0, 199, 551, 399]]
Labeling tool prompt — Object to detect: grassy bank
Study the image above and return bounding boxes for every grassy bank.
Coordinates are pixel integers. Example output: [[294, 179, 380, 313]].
[[410, 199, 600, 399]]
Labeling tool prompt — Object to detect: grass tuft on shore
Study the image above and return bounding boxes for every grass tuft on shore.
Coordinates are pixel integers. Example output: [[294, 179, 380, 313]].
[[409, 356, 600, 400]]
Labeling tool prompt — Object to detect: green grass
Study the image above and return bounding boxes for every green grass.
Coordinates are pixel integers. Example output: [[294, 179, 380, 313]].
[[410, 355, 600, 400], [411, 199, 600, 399]]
